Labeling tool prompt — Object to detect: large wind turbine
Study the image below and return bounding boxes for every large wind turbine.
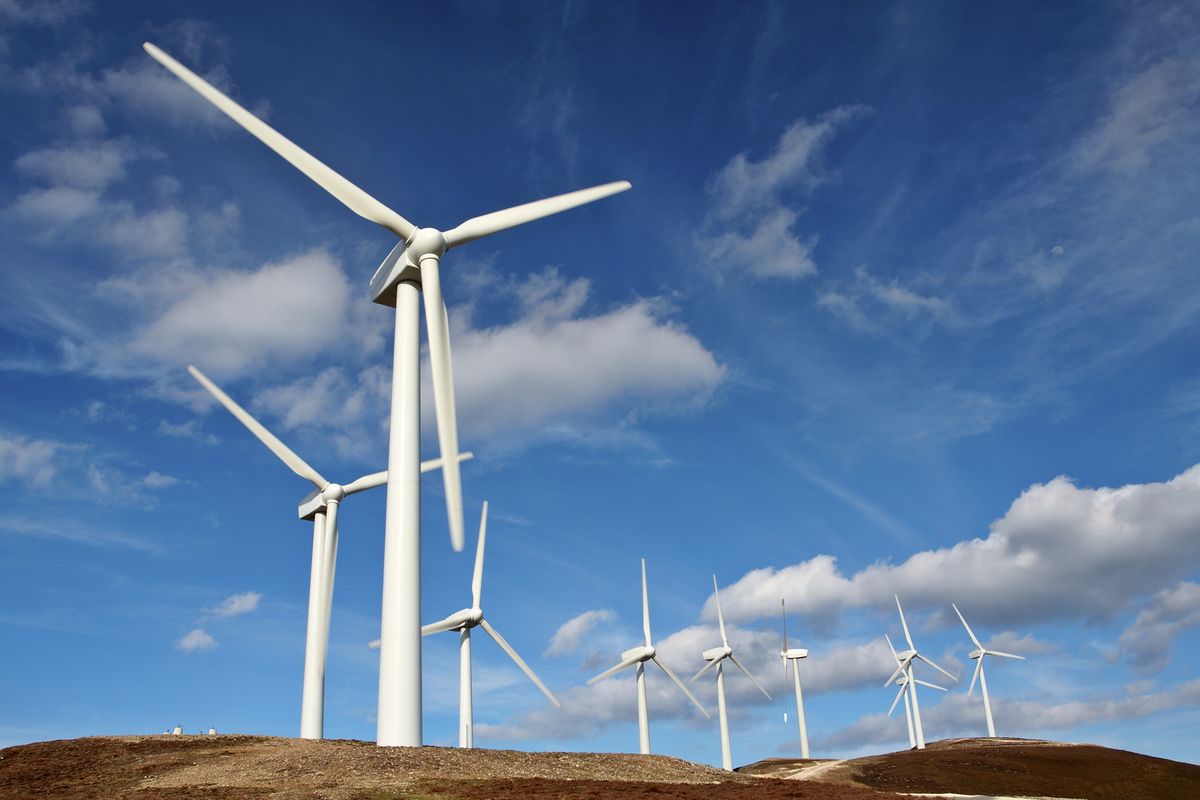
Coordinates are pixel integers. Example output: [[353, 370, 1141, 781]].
[[187, 365, 467, 739], [689, 575, 771, 771], [145, 43, 629, 745], [884, 596, 957, 749], [884, 633, 947, 749], [953, 603, 1025, 738], [779, 599, 810, 759], [422, 501, 560, 748], [588, 559, 710, 754]]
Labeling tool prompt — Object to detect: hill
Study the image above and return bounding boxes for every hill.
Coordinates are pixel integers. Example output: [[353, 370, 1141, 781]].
[[738, 737, 1200, 800]]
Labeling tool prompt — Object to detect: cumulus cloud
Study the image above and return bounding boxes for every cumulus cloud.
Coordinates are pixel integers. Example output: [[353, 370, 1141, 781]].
[[0, 433, 68, 487], [696, 105, 870, 280], [1116, 581, 1200, 675], [175, 627, 217, 653], [707, 465, 1200, 629], [14, 140, 136, 190], [206, 591, 262, 619], [545, 609, 615, 656]]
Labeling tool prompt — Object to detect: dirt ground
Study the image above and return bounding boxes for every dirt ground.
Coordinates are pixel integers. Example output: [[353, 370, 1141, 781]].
[[741, 737, 1200, 800], [0, 735, 906, 800]]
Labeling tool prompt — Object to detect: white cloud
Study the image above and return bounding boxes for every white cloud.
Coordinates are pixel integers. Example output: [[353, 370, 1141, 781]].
[[206, 591, 262, 619], [708, 464, 1200, 629], [0, 0, 89, 26], [545, 609, 615, 656], [175, 627, 217, 653], [85, 463, 179, 499], [14, 140, 135, 190], [696, 105, 870, 281], [0, 433, 66, 487], [1116, 581, 1200, 675], [157, 419, 216, 444], [819, 265, 955, 332], [9, 186, 100, 225]]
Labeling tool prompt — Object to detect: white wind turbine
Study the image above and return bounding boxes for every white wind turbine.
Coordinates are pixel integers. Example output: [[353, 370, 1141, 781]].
[[422, 501, 560, 748], [884, 633, 947, 750], [146, 43, 629, 746], [779, 599, 810, 759], [884, 596, 957, 749], [588, 559, 710, 754], [953, 603, 1025, 738], [689, 575, 771, 771], [187, 365, 468, 739]]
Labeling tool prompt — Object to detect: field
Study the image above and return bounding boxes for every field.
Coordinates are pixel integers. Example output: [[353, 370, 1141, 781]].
[[1, 734, 1196, 799]]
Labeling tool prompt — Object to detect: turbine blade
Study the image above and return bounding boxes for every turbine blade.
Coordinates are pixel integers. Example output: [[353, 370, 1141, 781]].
[[471, 501, 488, 609], [689, 655, 723, 683], [916, 653, 958, 682], [781, 599, 789, 653], [479, 619, 559, 707], [641, 558, 651, 647], [968, 658, 983, 696], [729, 653, 772, 700], [419, 259, 465, 552], [888, 683, 907, 716], [187, 365, 326, 488], [895, 595, 914, 650], [884, 633, 898, 660], [714, 575, 728, 646], [342, 452, 474, 496], [587, 654, 641, 685], [442, 181, 631, 249], [142, 43, 416, 241], [885, 656, 913, 687], [652, 655, 710, 719], [986, 650, 1025, 660], [421, 615, 464, 636], [914, 678, 948, 692], [952, 603, 983, 649]]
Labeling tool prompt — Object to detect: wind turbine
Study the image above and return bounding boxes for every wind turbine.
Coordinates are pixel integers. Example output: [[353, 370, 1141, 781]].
[[422, 501, 560, 748], [689, 575, 771, 771], [588, 559, 710, 754], [779, 599, 810, 759], [884, 633, 947, 749], [187, 365, 468, 739], [953, 603, 1025, 738], [884, 596, 957, 749], [145, 43, 630, 746]]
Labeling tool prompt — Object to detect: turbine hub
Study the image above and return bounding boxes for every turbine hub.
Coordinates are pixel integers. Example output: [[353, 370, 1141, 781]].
[[407, 227, 447, 260], [321, 483, 346, 503], [969, 649, 985, 659]]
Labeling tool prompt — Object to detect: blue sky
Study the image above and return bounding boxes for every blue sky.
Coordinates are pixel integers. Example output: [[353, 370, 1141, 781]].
[[2, 0, 1200, 768]]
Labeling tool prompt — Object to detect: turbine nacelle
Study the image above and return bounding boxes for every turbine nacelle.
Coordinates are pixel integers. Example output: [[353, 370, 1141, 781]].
[[703, 645, 732, 662], [969, 648, 985, 660], [622, 644, 655, 662], [782, 647, 809, 660]]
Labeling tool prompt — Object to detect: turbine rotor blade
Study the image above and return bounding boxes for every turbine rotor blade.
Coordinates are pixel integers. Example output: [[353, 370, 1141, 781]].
[[914, 679, 948, 692], [888, 683, 907, 716], [884, 633, 898, 660], [421, 614, 466, 636], [587, 654, 641, 685], [781, 598, 789, 652], [968, 658, 983, 696], [419, 257, 465, 552], [713, 575, 728, 646], [915, 653, 958, 682], [895, 595, 915, 650], [479, 619, 559, 707], [689, 655, 723, 683], [342, 452, 473, 496], [953, 603, 983, 649], [142, 43, 417, 241], [641, 558, 651, 647], [728, 653, 772, 700], [187, 365, 326, 489], [885, 655, 914, 687], [471, 501, 488, 609], [986, 650, 1025, 660], [441, 181, 631, 249], [652, 655, 710, 719]]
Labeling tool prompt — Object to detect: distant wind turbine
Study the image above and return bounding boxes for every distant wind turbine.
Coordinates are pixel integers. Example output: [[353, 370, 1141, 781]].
[[953, 603, 1025, 738], [885, 633, 947, 749], [690, 576, 771, 770], [588, 559, 710, 754], [884, 596, 957, 749], [422, 501, 560, 748], [187, 365, 468, 739], [779, 599, 810, 759]]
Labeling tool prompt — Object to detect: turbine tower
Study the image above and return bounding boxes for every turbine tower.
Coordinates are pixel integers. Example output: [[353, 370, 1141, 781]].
[[953, 603, 1025, 738], [145, 43, 629, 745], [186, 365, 467, 739], [588, 559, 710, 754], [690, 575, 771, 770], [422, 501, 560, 747], [779, 599, 810, 759], [884, 633, 946, 749], [884, 596, 957, 749]]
